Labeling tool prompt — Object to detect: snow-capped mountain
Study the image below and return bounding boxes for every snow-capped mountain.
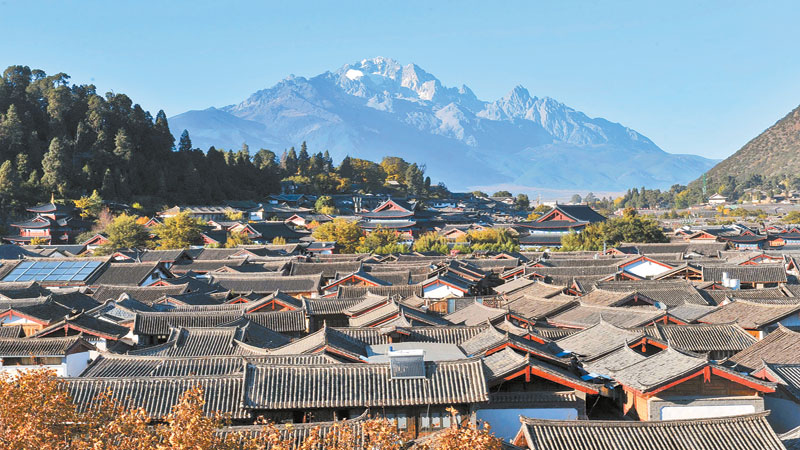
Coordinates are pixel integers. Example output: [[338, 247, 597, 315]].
[[170, 57, 716, 191]]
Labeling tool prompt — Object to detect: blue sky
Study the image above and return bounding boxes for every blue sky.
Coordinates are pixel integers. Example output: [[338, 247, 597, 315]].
[[2, 0, 799, 159]]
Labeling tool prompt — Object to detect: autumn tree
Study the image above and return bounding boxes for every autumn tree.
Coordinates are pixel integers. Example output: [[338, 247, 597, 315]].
[[412, 232, 450, 255], [417, 408, 502, 450], [152, 211, 204, 249], [73, 190, 103, 218], [312, 219, 363, 253], [225, 232, 253, 248], [356, 227, 408, 254], [314, 195, 336, 215], [99, 213, 151, 253]]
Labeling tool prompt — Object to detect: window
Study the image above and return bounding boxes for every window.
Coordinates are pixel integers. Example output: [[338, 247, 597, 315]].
[[420, 409, 460, 430], [383, 412, 408, 430]]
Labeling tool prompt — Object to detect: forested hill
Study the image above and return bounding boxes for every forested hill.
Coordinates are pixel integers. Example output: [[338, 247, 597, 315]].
[[691, 104, 800, 196], [0, 65, 436, 212]]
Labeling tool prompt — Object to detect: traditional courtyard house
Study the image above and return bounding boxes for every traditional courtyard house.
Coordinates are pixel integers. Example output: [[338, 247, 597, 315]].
[[420, 273, 473, 298], [701, 264, 787, 289], [290, 261, 363, 286], [708, 193, 729, 205], [617, 255, 676, 279], [0, 336, 94, 377], [600, 346, 775, 421], [722, 234, 769, 250], [515, 204, 607, 236], [90, 284, 194, 305], [229, 221, 310, 244], [512, 412, 786, 450], [285, 213, 333, 229], [640, 323, 757, 360], [546, 303, 675, 329], [89, 262, 172, 287], [505, 295, 579, 328], [320, 270, 391, 296], [4, 201, 91, 245], [206, 273, 322, 297], [358, 198, 418, 242], [477, 347, 600, 441], [305, 241, 335, 255], [32, 312, 130, 351], [696, 300, 800, 339], [157, 205, 242, 222]]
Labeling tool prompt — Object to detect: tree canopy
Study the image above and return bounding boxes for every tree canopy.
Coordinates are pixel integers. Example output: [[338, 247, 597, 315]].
[[561, 208, 668, 251]]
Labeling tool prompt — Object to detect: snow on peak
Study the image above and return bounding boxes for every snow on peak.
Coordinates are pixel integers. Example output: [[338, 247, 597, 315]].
[[345, 69, 364, 80]]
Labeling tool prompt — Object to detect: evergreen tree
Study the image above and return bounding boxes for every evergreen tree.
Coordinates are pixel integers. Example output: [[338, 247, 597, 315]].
[[404, 163, 425, 196], [322, 150, 334, 172], [0, 104, 25, 161], [41, 137, 68, 196], [113, 128, 133, 162], [178, 129, 192, 152], [0, 160, 19, 207], [338, 155, 354, 179], [297, 142, 310, 174]]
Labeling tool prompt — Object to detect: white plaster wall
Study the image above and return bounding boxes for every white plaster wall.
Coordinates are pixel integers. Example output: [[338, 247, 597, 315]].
[[423, 284, 464, 299], [660, 403, 755, 420], [624, 260, 671, 278]]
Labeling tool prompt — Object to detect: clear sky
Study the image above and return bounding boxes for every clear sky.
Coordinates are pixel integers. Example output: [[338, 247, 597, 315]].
[[2, 0, 799, 159]]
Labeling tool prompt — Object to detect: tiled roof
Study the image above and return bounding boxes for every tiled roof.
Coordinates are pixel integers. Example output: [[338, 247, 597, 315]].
[[729, 325, 800, 370], [547, 303, 666, 329], [697, 299, 800, 329], [0, 336, 92, 356], [80, 354, 336, 378], [207, 273, 322, 294], [701, 264, 787, 283], [444, 301, 506, 326], [243, 358, 488, 409], [65, 375, 248, 419], [517, 412, 785, 450], [128, 327, 273, 357], [290, 261, 363, 277], [336, 284, 423, 299], [554, 320, 644, 359], [506, 295, 578, 321], [642, 323, 756, 354], [89, 262, 163, 286]]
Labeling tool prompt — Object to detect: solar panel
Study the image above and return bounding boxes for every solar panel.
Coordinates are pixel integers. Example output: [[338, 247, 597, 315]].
[[1, 260, 103, 283]]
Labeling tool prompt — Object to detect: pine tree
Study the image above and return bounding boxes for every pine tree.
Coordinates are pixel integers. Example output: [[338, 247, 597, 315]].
[[0, 160, 19, 204], [178, 129, 192, 152], [0, 104, 25, 161], [323, 150, 334, 172], [41, 137, 68, 196], [297, 142, 310, 174], [338, 155, 354, 179], [113, 129, 133, 162]]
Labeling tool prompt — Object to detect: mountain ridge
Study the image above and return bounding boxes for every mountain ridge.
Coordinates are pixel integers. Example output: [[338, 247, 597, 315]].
[[170, 57, 717, 192]]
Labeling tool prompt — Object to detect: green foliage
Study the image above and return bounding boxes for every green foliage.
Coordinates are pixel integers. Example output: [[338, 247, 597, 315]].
[[152, 211, 204, 249], [224, 232, 252, 248], [97, 213, 150, 253], [560, 210, 667, 251], [492, 190, 512, 197], [356, 227, 409, 254], [315, 195, 337, 215], [781, 211, 800, 224], [467, 227, 519, 252], [471, 190, 488, 198], [515, 193, 530, 211], [312, 219, 363, 253], [412, 232, 450, 255], [73, 190, 103, 218]]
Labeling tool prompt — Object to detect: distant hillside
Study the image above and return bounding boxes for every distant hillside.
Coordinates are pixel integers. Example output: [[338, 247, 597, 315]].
[[700, 105, 800, 184], [171, 57, 717, 192]]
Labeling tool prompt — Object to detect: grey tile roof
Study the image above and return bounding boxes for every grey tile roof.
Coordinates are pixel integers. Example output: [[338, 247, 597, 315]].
[[595, 280, 711, 307], [0, 335, 92, 356], [444, 301, 506, 326], [268, 325, 369, 361], [642, 323, 756, 354], [517, 412, 785, 450], [553, 320, 644, 359], [128, 327, 272, 357], [666, 304, 718, 323], [34, 312, 130, 340], [506, 295, 579, 321], [89, 262, 164, 286], [80, 354, 336, 378], [336, 284, 423, 298], [290, 261, 363, 277], [65, 375, 248, 419], [729, 325, 800, 370], [304, 297, 366, 315], [459, 322, 565, 363], [482, 348, 598, 393], [0, 325, 24, 338], [697, 299, 800, 329], [547, 303, 667, 329], [243, 358, 488, 409], [702, 264, 788, 283], [764, 363, 800, 402], [581, 344, 648, 377], [606, 347, 708, 393], [207, 273, 322, 294]]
